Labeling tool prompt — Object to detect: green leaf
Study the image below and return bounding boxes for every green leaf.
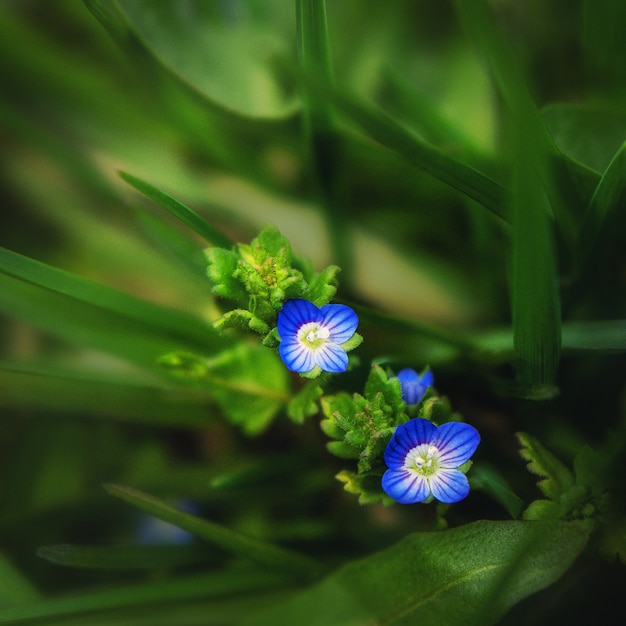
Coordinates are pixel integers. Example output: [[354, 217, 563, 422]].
[[36, 544, 214, 572], [294, 68, 507, 221], [542, 103, 626, 174], [517, 432, 575, 501], [0, 566, 292, 625], [203, 343, 290, 435], [119, 171, 233, 249], [470, 462, 525, 519], [287, 379, 324, 424], [0, 246, 217, 350], [454, 0, 562, 387], [108, 0, 299, 119], [0, 361, 212, 427], [0, 553, 40, 609], [244, 520, 588, 626], [104, 484, 320, 580], [575, 142, 626, 275]]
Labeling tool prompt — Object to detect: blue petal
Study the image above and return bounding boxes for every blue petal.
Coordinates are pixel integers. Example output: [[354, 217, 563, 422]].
[[314, 343, 349, 373], [278, 340, 314, 372], [420, 369, 434, 388], [319, 304, 358, 344], [277, 299, 321, 339], [383, 418, 437, 469], [397, 368, 432, 404], [432, 422, 480, 468], [429, 469, 470, 504], [382, 469, 430, 504]]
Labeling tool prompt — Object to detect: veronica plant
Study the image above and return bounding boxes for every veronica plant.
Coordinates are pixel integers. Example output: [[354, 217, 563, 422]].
[[277, 299, 361, 377], [382, 418, 480, 504]]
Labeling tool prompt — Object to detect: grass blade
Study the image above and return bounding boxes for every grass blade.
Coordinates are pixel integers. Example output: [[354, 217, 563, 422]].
[[0, 362, 212, 427], [575, 142, 626, 275], [303, 74, 508, 220], [0, 246, 215, 346], [0, 553, 40, 609], [103, 484, 320, 580], [36, 544, 214, 572], [0, 568, 290, 625], [119, 171, 233, 249]]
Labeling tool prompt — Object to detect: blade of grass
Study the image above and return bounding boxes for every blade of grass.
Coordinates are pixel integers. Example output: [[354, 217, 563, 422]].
[[119, 171, 233, 249], [0, 246, 218, 348], [575, 142, 626, 275], [510, 121, 562, 388], [36, 544, 215, 572], [296, 69, 508, 221], [0, 553, 41, 609], [296, 0, 352, 277], [453, 0, 583, 246], [0, 362, 212, 427], [0, 273, 212, 374], [0, 567, 291, 625], [103, 484, 320, 580], [454, 0, 561, 387]]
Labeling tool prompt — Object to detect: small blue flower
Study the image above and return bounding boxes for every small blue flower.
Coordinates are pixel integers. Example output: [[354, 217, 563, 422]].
[[382, 418, 480, 504], [396, 368, 433, 405], [277, 299, 359, 373]]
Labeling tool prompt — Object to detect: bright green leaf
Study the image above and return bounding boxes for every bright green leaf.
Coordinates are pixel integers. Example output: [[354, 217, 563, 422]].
[[244, 520, 588, 626]]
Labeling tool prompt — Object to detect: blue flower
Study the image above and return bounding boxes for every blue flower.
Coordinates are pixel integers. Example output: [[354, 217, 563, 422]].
[[382, 418, 480, 504], [277, 299, 359, 373], [396, 368, 433, 405]]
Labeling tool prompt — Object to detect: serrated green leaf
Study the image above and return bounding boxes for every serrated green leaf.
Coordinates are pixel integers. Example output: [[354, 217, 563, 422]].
[[119, 171, 233, 249], [326, 441, 361, 460], [517, 432, 574, 501], [104, 484, 319, 580], [287, 379, 325, 424], [204, 343, 289, 435], [244, 520, 587, 626], [303, 265, 339, 307]]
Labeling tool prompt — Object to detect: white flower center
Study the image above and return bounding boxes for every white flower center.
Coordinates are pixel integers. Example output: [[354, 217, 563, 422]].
[[298, 322, 330, 349], [404, 444, 440, 477]]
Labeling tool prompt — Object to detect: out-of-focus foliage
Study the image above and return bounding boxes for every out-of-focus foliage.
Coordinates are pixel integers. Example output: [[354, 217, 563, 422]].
[[1, 0, 626, 624]]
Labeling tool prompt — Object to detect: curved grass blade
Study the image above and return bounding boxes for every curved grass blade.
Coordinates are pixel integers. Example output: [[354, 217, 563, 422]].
[[103, 484, 320, 580], [0, 553, 40, 609], [575, 142, 626, 275], [0, 362, 212, 427], [0, 246, 215, 346], [119, 171, 232, 249], [0, 567, 291, 625], [300, 74, 508, 221], [37, 544, 215, 572]]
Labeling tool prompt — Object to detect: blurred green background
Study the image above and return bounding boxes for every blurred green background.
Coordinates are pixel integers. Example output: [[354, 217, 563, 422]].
[[1, 1, 626, 624]]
